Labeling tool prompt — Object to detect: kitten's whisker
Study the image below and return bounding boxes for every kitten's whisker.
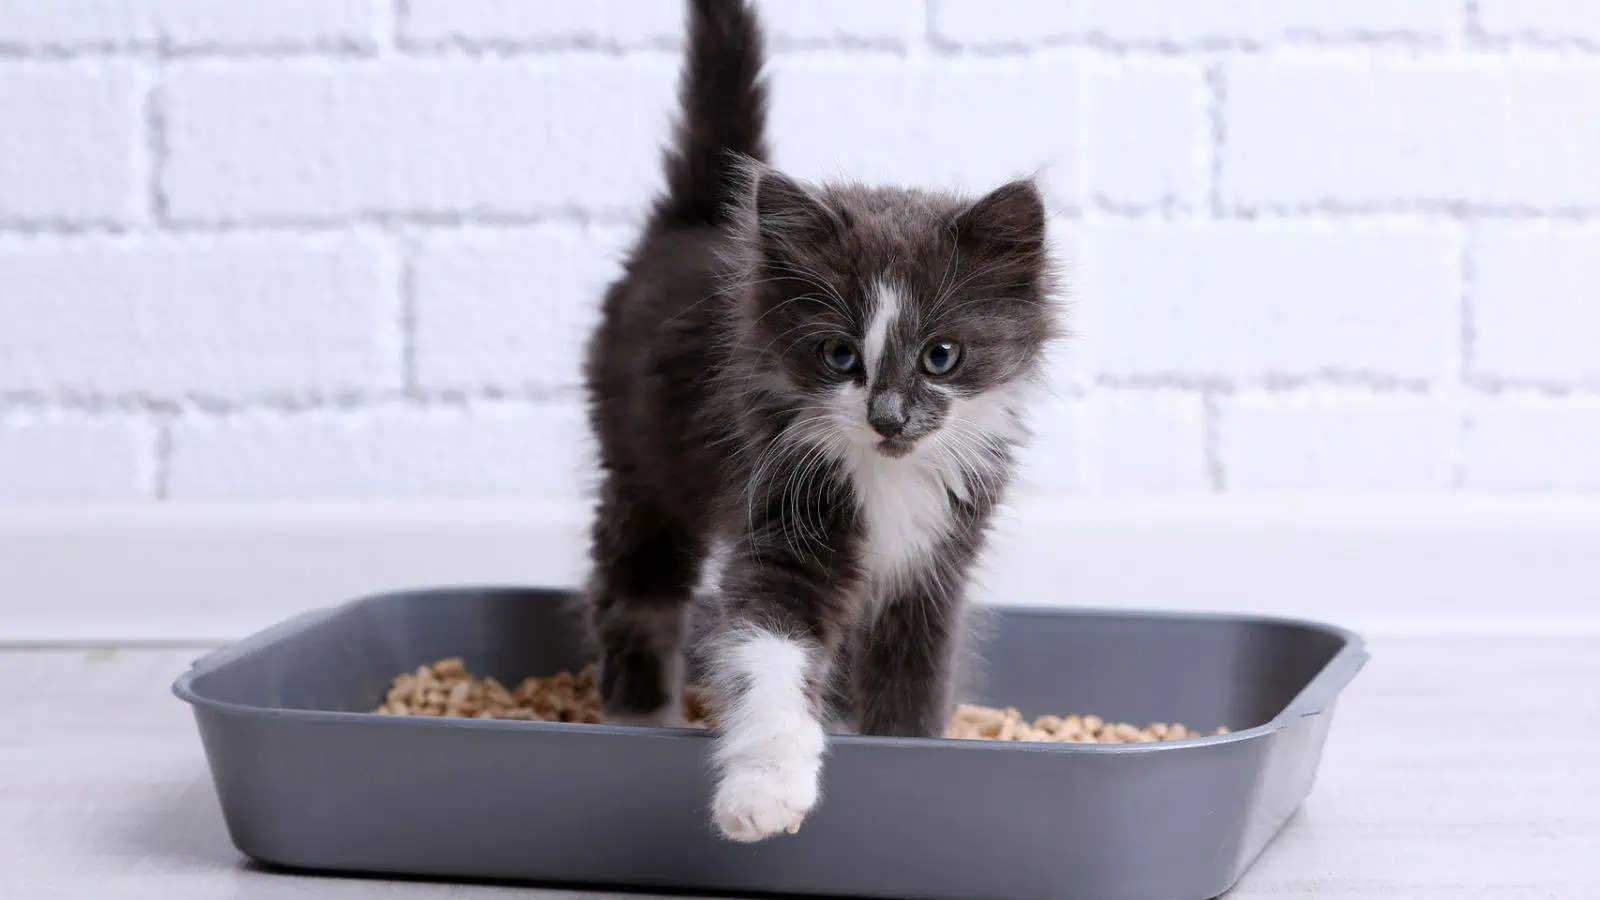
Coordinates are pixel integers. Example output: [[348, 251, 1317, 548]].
[[731, 262, 853, 326], [926, 291, 1051, 333], [735, 320, 838, 365], [783, 440, 834, 564], [925, 256, 1016, 320], [779, 423, 848, 564], [748, 415, 842, 554], [745, 292, 836, 333], [763, 259, 853, 317], [932, 235, 962, 320]]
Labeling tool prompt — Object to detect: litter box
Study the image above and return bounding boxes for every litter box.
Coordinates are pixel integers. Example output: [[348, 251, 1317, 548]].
[[173, 586, 1367, 900]]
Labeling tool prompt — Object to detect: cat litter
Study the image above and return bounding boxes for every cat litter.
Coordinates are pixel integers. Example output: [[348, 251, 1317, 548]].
[[373, 657, 1228, 744]]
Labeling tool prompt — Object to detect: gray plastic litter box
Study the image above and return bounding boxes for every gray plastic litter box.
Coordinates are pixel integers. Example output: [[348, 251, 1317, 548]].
[[173, 586, 1368, 900]]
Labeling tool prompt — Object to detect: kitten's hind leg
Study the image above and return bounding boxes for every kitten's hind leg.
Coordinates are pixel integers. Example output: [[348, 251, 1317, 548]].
[[591, 602, 689, 727], [587, 488, 705, 727]]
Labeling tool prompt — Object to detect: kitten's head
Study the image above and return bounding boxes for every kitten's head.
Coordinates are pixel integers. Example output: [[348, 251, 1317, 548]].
[[730, 167, 1059, 464]]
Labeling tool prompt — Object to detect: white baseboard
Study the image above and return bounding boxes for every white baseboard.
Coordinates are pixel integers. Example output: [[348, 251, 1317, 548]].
[[2, 496, 1598, 643]]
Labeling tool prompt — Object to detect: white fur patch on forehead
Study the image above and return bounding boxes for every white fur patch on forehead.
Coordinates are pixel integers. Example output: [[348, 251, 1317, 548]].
[[863, 278, 904, 381]]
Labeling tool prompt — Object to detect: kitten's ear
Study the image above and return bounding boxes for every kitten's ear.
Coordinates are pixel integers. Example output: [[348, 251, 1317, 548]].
[[754, 169, 842, 250], [953, 178, 1046, 258]]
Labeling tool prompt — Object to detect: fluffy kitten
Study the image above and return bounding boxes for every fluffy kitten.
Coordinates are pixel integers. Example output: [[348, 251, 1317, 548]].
[[583, 0, 1059, 842]]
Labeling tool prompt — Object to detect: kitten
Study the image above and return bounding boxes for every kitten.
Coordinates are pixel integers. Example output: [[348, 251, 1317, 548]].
[[583, 0, 1059, 842]]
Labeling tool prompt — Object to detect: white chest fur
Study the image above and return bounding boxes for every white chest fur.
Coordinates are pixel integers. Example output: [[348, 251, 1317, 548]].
[[838, 443, 967, 593]]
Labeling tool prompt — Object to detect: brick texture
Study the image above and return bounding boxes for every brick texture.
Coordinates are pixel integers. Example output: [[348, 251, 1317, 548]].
[[0, 237, 397, 396], [163, 59, 677, 221], [760, 0, 923, 46], [5, 0, 1599, 501], [1077, 0, 1459, 44], [1223, 60, 1600, 209], [411, 227, 627, 393], [165, 402, 591, 499], [0, 0, 384, 51], [401, 0, 920, 49], [931, 0, 1458, 46], [1083, 61, 1208, 210], [1081, 223, 1458, 382], [0, 414, 153, 501], [1078, 392, 1211, 492], [1015, 397, 1081, 493], [767, 56, 1081, 210], [0, 64, 143, 223], [929, 0, 1085, 46], [1015, 392, 1209, 493], [1477, 0, 1600, 44], [400, 0, 681, 49], [1464, 400, 1600, 490], [1470, 225, 1600, 385], [1218, 393, 1458, 491]]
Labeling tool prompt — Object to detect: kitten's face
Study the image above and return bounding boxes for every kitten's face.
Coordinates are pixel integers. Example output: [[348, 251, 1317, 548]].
[[739, 173, 1055, 463]]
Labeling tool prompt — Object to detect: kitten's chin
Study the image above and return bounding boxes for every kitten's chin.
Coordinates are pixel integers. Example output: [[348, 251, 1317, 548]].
[[875, 438, 915, 459]]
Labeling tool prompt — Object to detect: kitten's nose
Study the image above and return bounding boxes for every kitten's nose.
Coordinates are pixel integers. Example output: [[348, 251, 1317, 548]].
[[868, 392, 908, 438]]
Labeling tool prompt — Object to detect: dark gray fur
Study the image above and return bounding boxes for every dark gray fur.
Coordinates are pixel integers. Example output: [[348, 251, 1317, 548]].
[[583, 0, 1058, 738]]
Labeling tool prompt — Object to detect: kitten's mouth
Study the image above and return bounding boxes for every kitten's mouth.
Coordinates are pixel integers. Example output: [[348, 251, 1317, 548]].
[[875, 438, 915, 459]]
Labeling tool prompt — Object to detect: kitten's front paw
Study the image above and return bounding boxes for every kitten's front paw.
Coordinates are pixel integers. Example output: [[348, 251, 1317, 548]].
[[712, 764, 819, 842]]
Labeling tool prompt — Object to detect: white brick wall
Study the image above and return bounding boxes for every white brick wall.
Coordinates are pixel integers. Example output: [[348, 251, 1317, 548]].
[[163, 59, 677, 222], [1013, 391, 1209, 493], [1073, 0, 1461, 45], [1079, 223, 1458, 381], [410, 226, 627, 393], [1223, 59, 1600, 211], [0, 63, 145, 224], [1218, 393, 1460, 491], [929, 0, 1461, 47], [1469, 224, 1600, 386], [400, 0, 681, 50], [1078, 391, 1211, 492], [0, 235, 400, 396], [2, 0, 1597, 502], [1464, 398, 1600, 490], [166, 401, 592, 499], [0, 413, 154, 501], [1081, 61, 1208, 211], [767, 56, 1080, 206], [0, 0, 385, 52], [1476, 0, 1600, 45]]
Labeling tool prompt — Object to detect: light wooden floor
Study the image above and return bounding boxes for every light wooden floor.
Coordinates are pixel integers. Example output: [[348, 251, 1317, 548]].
[[2, 637, 1596, 899]]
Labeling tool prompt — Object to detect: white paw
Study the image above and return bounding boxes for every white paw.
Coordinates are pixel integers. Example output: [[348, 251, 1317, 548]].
[[713, 764, 820, 842]]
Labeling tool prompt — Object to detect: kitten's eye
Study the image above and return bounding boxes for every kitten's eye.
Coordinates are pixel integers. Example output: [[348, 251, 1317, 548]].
[[921, 339, 962, 375], [819, 338, 860, 374]]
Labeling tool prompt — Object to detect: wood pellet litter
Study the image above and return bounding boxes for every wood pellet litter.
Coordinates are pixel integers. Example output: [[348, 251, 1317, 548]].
[[373, 658, 712, 725], [373, 658, 1229, 743], [945, 703, 1227, 743]]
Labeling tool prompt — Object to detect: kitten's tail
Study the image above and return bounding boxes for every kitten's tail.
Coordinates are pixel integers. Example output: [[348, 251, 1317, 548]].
[[652, 0, 768, 230]]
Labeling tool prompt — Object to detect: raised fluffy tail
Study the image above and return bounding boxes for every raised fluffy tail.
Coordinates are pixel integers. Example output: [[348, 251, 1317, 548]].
[[652, 0, 768, 229]]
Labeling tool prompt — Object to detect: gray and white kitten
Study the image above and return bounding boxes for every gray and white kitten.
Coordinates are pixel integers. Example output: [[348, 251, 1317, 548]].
[[583, 0, 1059, 842]]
